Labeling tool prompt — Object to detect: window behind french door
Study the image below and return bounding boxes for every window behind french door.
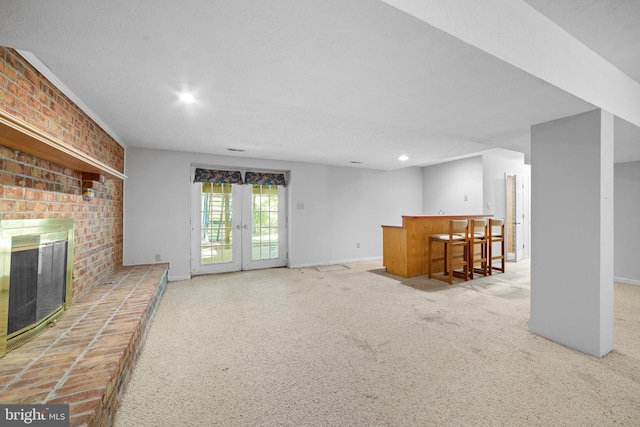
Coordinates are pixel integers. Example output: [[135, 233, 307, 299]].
[[191, 180, 287, 275]]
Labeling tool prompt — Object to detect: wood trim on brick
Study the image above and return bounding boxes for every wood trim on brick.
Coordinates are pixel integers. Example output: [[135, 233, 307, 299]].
[[0, 110, 126, 180]]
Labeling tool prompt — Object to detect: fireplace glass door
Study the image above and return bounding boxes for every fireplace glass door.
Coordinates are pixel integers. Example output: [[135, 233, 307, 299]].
[[1, 218, 74, 357], [8, 241, 67, 336]]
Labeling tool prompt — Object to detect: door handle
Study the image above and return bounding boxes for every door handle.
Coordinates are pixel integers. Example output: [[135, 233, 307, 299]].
[[243, 225, 249, 229], [236, 225, 241, 229]]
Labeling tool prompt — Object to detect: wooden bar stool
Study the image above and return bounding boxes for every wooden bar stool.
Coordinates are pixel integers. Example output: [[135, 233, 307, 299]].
[[428, 219, 469, 284], [488, 218, 505, 274], [468, 218, 489, 278]]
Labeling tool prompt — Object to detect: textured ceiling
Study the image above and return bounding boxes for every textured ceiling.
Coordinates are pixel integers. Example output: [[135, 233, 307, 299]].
[[0, 0, 638, 169], [523, 0, 640, 83]]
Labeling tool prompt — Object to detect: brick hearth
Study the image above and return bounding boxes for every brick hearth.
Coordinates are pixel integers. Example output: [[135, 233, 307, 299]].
[[0, 263, 168, 427]]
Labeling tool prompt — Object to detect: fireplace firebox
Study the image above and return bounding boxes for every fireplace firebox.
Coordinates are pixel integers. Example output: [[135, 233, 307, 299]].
[[0, 218, 74, 358]]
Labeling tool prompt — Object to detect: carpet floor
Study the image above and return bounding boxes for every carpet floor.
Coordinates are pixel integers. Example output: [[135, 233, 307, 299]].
[[113, 259, 640, 426]]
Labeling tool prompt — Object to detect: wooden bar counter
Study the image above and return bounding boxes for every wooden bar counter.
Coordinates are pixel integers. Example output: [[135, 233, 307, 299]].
[[382, 215, 490, 278]]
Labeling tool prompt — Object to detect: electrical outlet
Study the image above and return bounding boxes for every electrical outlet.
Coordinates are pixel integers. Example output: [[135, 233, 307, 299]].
[[357, 242, 360, 248], [155, 253, 161, 262]]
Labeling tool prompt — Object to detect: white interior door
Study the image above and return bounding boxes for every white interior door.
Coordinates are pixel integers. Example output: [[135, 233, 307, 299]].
[[191, 180, 287, 275]]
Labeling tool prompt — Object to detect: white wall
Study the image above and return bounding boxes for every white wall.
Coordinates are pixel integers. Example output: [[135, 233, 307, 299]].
[[123, 145, 637, 289], [421, 151, 531, 259], [614, 161, 640, 285], [481, 149, 526, 217], [422, 156, 483, 215], [482, 149, 531, 259], [124, 147, 423, 280]]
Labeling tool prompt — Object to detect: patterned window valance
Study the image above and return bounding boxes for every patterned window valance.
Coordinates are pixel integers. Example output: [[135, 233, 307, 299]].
[[193, 168, 243, 184], [244, 171, 287, 186]]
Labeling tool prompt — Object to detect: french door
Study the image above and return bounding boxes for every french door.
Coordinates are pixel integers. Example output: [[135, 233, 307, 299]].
[[191, 181, 287, 275]]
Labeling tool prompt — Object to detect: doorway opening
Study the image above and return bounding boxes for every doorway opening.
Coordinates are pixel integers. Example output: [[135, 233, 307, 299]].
[[506, 173, 527, 262]]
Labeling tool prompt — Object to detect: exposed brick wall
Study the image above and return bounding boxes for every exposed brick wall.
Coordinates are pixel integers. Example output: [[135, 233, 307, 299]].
[[0, 48, 124, 170], [0, 47, 124, 297]]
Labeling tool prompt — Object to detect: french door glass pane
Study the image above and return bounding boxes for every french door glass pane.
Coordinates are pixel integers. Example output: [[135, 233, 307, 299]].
[[251, 185, 279, 260], [201, 183, 233, 264]]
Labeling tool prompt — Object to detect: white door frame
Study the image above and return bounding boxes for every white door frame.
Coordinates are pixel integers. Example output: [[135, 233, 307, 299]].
[[505, 173, 526, 262]]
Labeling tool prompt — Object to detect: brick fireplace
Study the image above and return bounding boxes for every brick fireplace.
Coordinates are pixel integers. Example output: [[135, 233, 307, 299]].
[[0, 47, 125, 297], [0, 47, 156, 425]]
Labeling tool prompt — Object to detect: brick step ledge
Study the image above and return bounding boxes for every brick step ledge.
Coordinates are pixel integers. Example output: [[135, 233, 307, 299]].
[[0, 263, 168, 427]]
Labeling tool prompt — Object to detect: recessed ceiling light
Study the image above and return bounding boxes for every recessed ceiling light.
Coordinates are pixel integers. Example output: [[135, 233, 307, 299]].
[[399, 155, 409, 161], [178, 92, 197, 103]]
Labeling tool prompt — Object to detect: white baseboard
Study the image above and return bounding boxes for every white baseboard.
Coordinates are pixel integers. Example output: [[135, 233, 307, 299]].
[[168, 274, 192, 282], [614, 276, 640, 286], [290, 257, 382, 269]]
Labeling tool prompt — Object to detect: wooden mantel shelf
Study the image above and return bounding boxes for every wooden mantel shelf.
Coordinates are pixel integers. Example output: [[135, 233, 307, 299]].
[[0, 110, 126, 180]]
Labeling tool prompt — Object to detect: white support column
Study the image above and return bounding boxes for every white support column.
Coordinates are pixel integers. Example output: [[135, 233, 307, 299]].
[[529, 109, 614, 357]]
